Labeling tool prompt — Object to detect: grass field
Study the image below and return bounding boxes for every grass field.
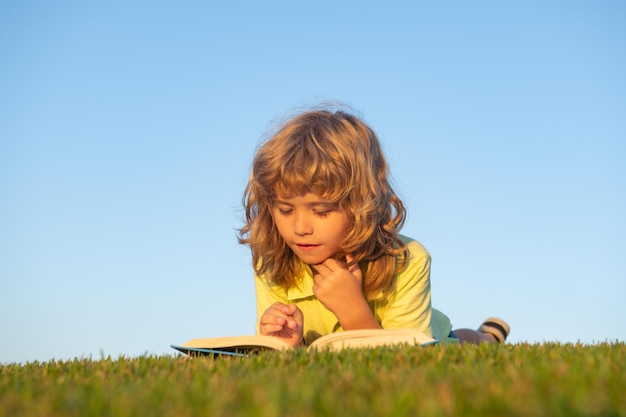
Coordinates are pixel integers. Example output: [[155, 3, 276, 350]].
[[1, 342, 625, 417]]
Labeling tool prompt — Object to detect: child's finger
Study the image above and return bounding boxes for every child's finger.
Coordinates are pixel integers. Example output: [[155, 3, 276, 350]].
[[286, 303, 302, 315], [281, 303, 299, 316], [344, 254, 361, 275], [261, 311, 285, 326], [263, 304, 290, 323], [259, 315, 285, 334], [312, 262, 332, 275], [269, 302, 291, 315], [264, 303, 300, 328], [316, 256, 358, 276], [260, 323, 285, 333], [313, 258, 345, 275]]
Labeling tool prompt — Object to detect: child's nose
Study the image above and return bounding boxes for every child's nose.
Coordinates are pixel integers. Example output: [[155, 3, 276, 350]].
[[293, 213, 313, 236]]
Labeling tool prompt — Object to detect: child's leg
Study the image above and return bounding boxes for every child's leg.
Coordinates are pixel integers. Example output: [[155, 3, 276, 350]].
[[453, 328, 497, 344], [453, 317, 510, 344]]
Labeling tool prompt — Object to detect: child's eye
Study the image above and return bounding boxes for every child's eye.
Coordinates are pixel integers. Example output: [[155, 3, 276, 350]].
[[276, 207, 292, 215], [314, 209, 331, 217]]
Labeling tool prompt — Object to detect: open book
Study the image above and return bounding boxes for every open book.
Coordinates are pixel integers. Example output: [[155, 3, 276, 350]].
[[171, 328, 438, 357]]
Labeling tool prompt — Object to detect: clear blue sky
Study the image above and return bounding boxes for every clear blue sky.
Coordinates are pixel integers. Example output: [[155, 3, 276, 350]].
[[1, 1, 624, 364]]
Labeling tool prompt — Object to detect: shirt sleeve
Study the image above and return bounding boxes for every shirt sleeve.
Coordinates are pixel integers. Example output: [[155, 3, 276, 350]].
[[254, 273, 288, 334], [375, 239, 434, 337]]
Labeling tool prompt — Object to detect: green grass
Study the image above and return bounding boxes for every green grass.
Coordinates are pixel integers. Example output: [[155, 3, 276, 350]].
[[2, 342, 625, 417]]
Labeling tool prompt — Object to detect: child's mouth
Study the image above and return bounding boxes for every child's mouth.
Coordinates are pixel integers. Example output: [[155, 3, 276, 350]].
[[296, 243, 319, 251]]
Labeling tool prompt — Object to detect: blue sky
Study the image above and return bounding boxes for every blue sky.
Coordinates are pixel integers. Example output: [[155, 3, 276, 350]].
[[1, 1, 624, 364]]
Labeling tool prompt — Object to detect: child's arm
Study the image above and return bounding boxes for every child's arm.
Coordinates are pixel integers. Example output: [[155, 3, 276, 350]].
[[259, 302, 304, 348], [376, 240, 433, 336], [312, 255, 381, 330]]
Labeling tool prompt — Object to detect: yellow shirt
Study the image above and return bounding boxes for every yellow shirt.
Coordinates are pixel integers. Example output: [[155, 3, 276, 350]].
[[255, 236, 457, 344]]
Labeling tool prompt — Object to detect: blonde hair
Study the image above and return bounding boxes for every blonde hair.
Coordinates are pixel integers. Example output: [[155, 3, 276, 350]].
[[238, 109, 408, 298]]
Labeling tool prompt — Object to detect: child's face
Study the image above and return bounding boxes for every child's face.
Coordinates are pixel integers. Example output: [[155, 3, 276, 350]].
[[272, 192, 350, 265]]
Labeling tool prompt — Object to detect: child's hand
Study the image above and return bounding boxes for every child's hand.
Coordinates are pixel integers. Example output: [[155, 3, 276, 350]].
[[312, 254, 368, 318], [259, 302, 304, 348]]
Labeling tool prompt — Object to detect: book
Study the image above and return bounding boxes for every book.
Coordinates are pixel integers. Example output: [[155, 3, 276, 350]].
[[171, 328, 438, 357]]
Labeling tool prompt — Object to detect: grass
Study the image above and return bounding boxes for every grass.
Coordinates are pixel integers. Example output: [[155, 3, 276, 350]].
[[1, 342, 625, 417]]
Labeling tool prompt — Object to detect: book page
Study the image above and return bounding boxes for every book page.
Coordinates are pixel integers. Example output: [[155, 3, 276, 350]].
[[308, 328, 437, 351], [180, 335, 293, 352]]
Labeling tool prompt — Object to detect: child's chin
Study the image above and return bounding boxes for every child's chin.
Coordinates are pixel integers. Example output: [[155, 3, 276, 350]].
[[294, 253, 328, 266]]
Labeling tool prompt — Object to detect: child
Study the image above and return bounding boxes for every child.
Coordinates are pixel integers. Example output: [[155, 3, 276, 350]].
[[238, 107, 510, 347]]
